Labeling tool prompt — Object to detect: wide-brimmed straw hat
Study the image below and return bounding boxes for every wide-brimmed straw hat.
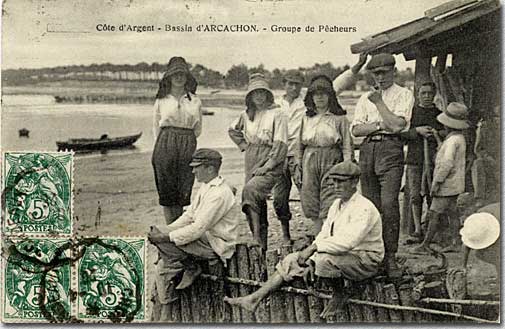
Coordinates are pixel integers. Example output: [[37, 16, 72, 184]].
[[246, 73, 273, 99], [460, 212, 500, 250], [437, 102, 470, 129]]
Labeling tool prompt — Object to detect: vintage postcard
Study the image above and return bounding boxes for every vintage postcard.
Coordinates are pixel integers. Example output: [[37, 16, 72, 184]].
[[1, 0, 501, 325]]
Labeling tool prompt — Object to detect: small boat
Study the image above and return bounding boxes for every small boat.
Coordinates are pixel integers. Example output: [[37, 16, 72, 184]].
[[18, 128, 30, 137], [202, 109, 215, 116], [56, 132, 142, 152]]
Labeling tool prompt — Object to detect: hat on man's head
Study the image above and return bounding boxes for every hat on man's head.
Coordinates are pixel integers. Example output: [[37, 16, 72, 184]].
[[283, 70, 304, 84], [437, 102, 469, 129], [189, 148, 223, 167], [327, 160, 361, 180], [366, 53, 396, 72], [460, 212, 500, 250], [308, 75, 333, 94]]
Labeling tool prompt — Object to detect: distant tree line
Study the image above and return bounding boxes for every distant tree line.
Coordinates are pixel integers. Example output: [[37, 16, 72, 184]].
[[2, 62, 414, 90]]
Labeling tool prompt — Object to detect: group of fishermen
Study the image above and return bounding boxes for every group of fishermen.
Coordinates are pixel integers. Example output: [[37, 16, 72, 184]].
[[148, 53, 500, 320]]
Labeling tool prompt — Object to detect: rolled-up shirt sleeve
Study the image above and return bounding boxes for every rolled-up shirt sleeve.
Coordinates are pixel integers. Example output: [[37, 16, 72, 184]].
[[350, 94, 369, 137], [333, 70, 356, 96], [338, 116, 353, 161], [228, 114, 248, 151], [267, 110, 288, 166], [169, 190, 231, 246], [394, 90, 415, 130], [194, 98, 203, 138]]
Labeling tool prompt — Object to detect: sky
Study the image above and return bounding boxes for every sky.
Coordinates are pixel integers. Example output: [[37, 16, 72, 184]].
[[1, 0, 451, 73]]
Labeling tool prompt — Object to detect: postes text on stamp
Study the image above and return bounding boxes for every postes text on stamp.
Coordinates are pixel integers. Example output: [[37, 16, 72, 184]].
[[3, 152, 73, 235], [77, 238, 146, 322], [2, 238, 72, 322]]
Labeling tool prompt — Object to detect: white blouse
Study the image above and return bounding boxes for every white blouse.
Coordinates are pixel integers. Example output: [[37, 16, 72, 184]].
[[152, 93, 202, 142]]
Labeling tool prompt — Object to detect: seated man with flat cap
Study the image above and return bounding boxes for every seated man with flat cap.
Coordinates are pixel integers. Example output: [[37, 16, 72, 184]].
[[148, 148, 240, 319], [224, 161, 384, 313]]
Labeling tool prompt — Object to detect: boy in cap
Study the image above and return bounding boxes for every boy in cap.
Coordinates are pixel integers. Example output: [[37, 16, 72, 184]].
[[411, 102, 469, 254], [272, 53, 369, 242], [351, 53, 415, 276], [148, 148, 240, 320], [224, 161, 384, 312]]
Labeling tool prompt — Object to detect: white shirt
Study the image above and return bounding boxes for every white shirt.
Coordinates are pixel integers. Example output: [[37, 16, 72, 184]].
[[300, 112, 353, 161], [351, 83, 415, 136], [152, 93, 203, 142], [229, 108, 288, 146], [312, 191, 384, 263], [163, 176, 240, 262], [276, 69, 357, 157], [276, 89, 307, 157], [433, 131, 466, 196]]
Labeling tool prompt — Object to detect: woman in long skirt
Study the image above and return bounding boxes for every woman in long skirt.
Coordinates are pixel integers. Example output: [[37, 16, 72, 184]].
[[229, 73, 288, 252], [298, 75, 353, 235], [152, 56, 202, 224]]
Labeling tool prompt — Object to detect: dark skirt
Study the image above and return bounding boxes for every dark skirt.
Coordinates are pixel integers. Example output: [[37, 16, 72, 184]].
[[152, 126, 197, 207]]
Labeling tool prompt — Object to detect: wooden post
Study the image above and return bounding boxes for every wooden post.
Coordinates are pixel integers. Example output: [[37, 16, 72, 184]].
[[361, 282, 378, 322], [320, 278, 349, 323], [236, 244, 256, 323], [208, 261, 228, 323], [182, 286, 194, 323], [280, 245, 297, 323], [249, 246, 270, 323], [345, 280, 364, 322], [266, 249, 287, 323], [373, 280, 390, 322], [171, 296, 182, 323], [398, 283, 417, 322], [292, 277, 310, 322], [307, 278, 325, 323], [383, 283, 403, 322], [227, 251, 242, 323]]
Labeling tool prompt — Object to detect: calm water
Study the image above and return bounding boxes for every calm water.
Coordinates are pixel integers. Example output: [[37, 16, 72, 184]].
[[1, 95, 240, 155], [2, 94, 358, 156]]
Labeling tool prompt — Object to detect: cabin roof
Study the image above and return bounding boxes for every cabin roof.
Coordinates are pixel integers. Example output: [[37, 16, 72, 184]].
[[350, 0, 501, 60]]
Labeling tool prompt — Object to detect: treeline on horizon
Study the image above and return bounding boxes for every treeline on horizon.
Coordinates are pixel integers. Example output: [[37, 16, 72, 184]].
[[1, 62, 414, 90]]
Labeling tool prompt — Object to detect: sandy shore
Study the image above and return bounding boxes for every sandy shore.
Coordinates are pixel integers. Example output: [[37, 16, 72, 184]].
[[73, 148, 498, 306]]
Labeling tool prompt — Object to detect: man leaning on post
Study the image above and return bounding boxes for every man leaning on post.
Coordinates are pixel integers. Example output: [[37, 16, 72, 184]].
[[351, 53, 415, 277]]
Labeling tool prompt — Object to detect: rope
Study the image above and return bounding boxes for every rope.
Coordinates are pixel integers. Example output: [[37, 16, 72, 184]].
[[421, 298, 500, 306], [199, 274, 498, 323]]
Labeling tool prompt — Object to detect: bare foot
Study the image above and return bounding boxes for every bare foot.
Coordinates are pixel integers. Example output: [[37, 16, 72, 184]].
[[224, 296, 259, 313], [410, 244, 433, 255]]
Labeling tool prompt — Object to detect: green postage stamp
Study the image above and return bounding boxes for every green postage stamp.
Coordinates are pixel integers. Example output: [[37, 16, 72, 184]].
[[77, 238, 146, 322], [2, 238, 72, 322], [2, 152, 73, 235], [2, 237, 146, 323]]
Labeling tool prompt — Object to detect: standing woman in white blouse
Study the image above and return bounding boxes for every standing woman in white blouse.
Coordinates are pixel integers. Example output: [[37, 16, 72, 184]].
[[152, 56, 203, 224], [298, 75, 353, 235]]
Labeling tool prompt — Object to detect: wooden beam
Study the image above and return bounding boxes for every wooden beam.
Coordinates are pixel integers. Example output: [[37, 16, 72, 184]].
[[425, 0, 479, 19]]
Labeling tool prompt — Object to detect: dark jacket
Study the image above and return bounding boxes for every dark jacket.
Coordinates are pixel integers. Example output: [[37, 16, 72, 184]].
[[401, 104, 443, 166]]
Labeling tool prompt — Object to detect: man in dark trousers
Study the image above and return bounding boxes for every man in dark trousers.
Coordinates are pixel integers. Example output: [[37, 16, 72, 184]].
[[401, 82, 443, 241], [351, 53, 415, 276]]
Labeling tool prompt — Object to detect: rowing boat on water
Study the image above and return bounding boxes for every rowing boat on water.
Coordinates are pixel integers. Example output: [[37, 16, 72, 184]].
[[56, 132, 142, 152]]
